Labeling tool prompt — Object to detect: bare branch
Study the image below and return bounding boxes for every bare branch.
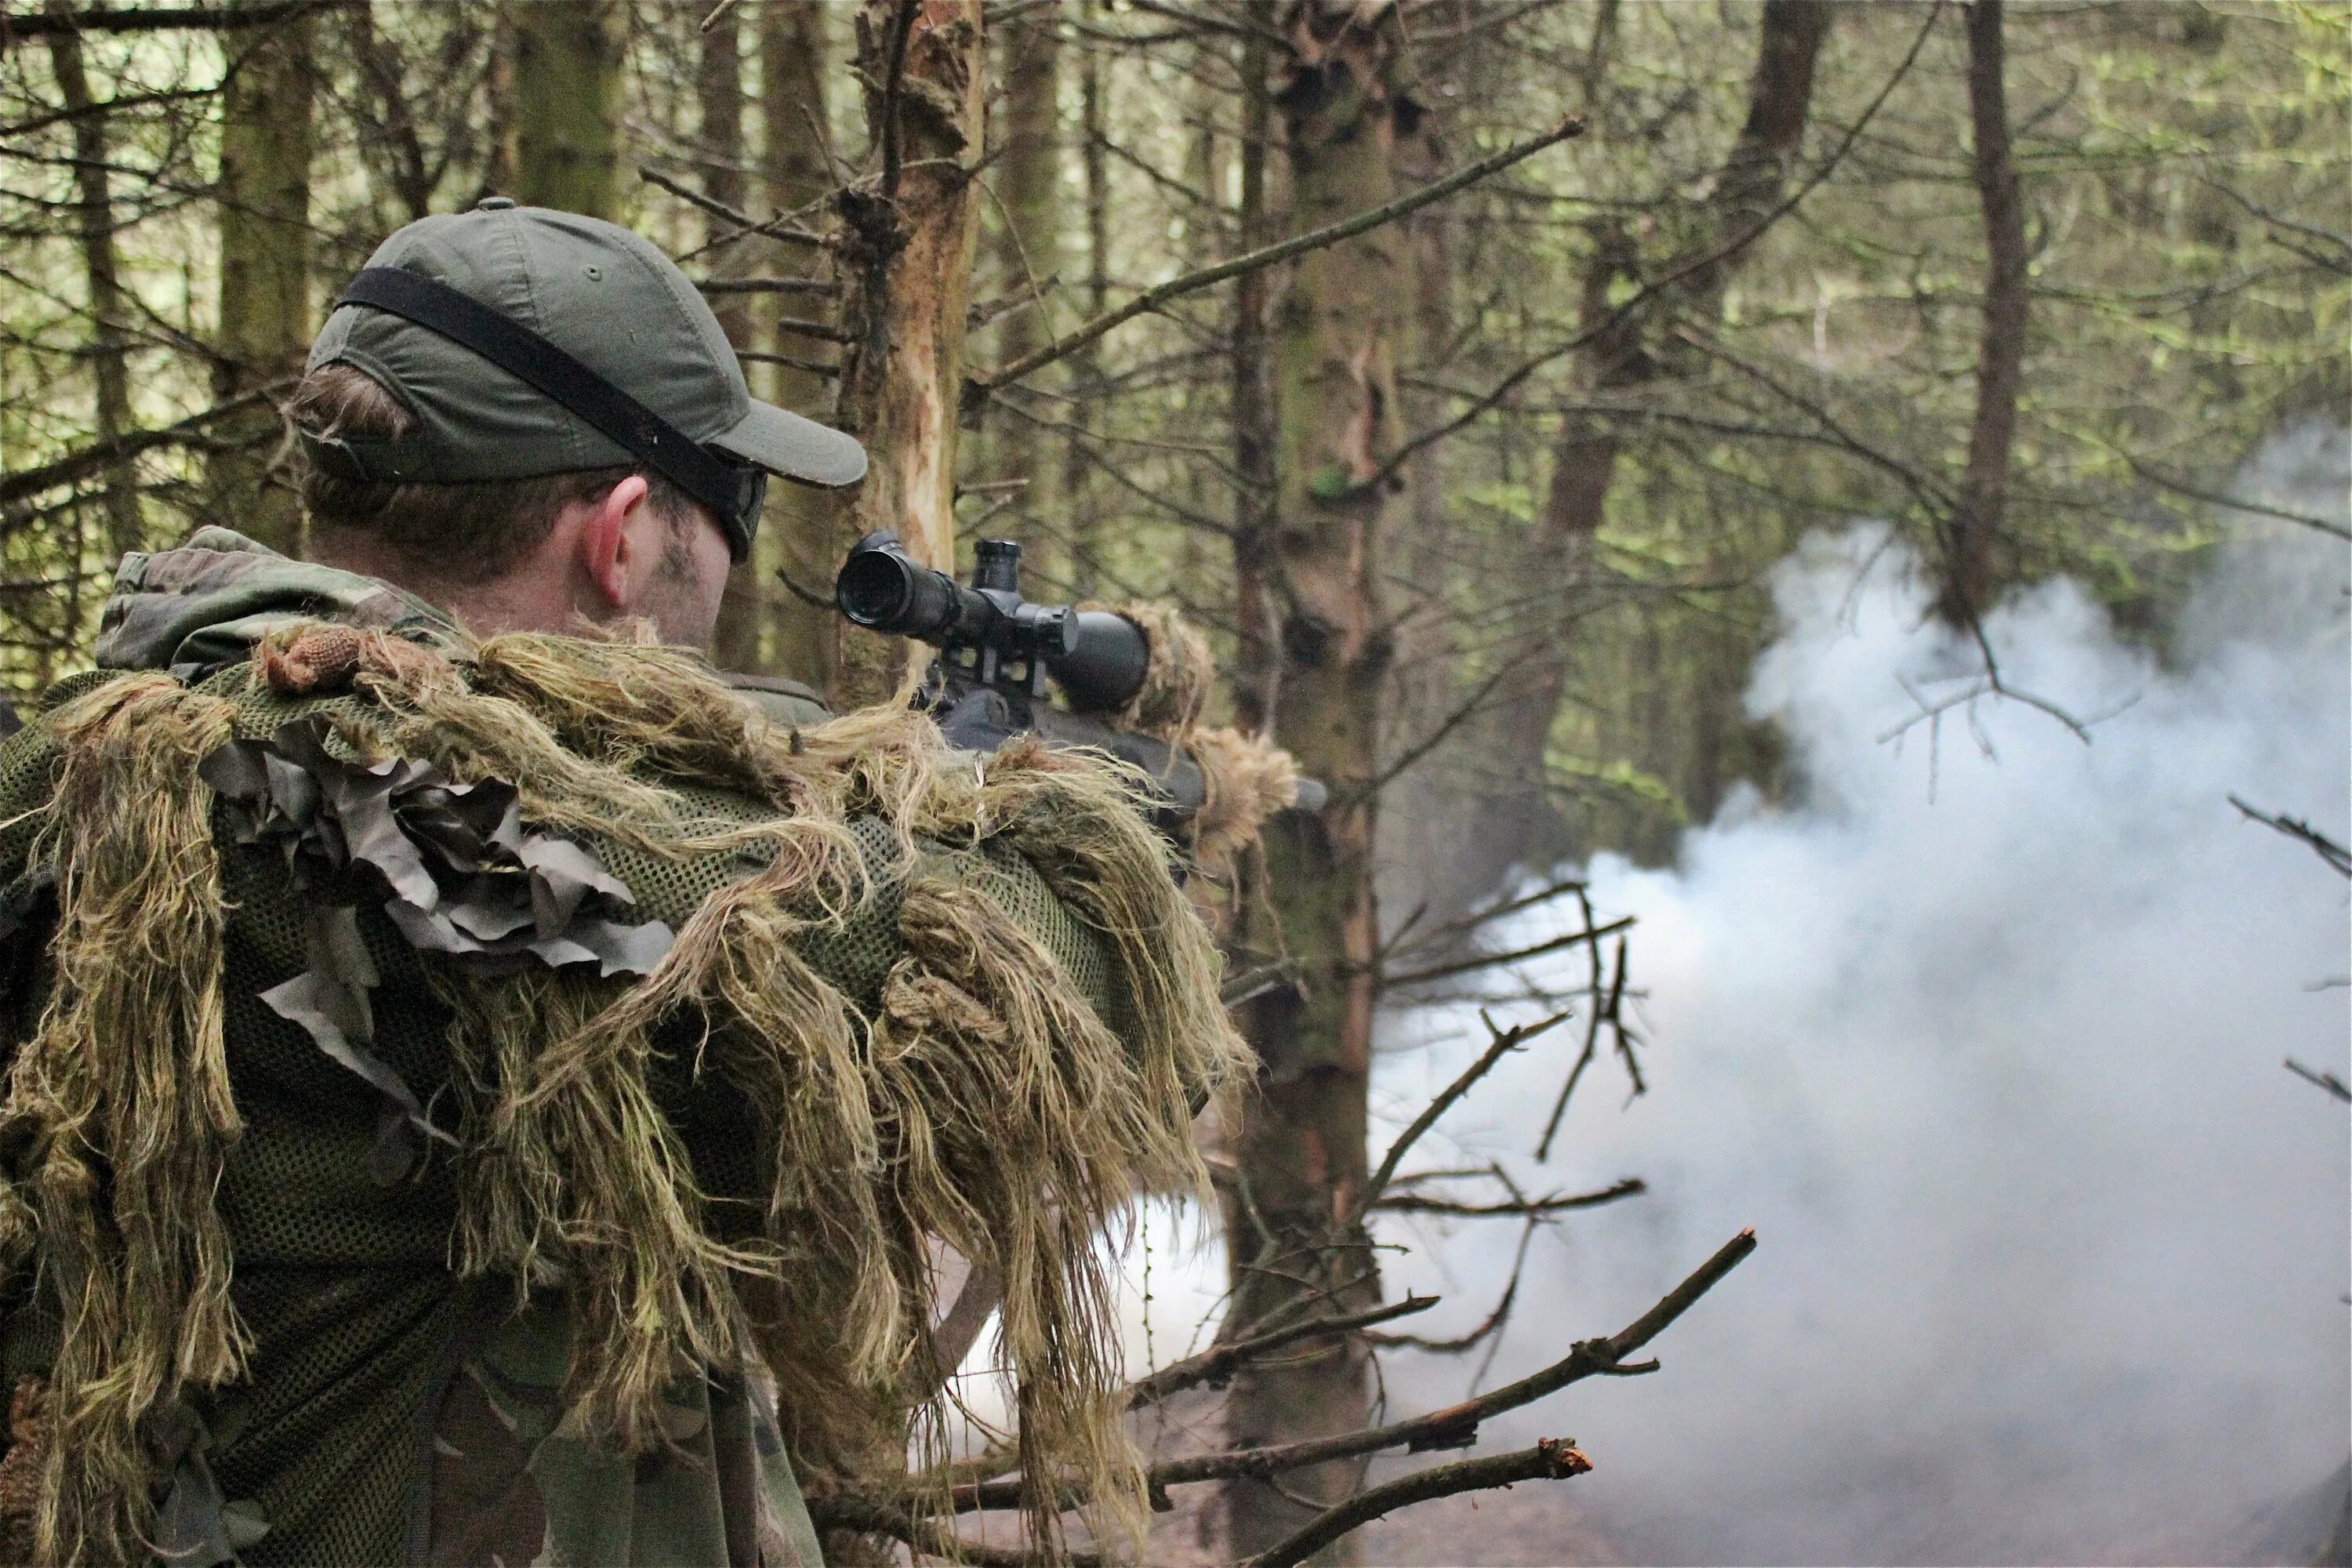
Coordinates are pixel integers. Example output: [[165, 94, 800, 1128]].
[[2285, 1058, 2352, 1104], [1381, 916, 1635, 993], [2, 1, 327, 39], [1372, 1176, 1646, 1218], [1236, 1438, 1593, 1568], [0, 386, 281, 510], [1537, 889, 1624, 1160], [2230, 795, 2352, 878], [1127, 1295, 1442, 1410], [807, 1494, 1102, 1566], [1352, 0, 1942, 495], [736, 349, 840, 378], [1359, 1009, 1573, 1221], [691, 275, 837, 297], [971, 114, 1588, 398], [943, 1228, 1756, 1512], [639, 166, 827, 249]]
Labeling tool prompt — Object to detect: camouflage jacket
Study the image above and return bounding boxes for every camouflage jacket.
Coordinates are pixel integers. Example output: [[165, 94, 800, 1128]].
[[0, 532, 873, 1566]]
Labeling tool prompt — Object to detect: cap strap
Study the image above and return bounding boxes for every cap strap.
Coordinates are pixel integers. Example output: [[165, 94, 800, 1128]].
[[333, 267, 761, 559]]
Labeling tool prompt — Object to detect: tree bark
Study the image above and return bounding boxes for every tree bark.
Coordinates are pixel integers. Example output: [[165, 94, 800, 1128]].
[[1227, 0, 1277, 712], [1218, 2, 1413, 1558], [42, 0, 144, 561], [1941, 0, 2027, 626], [514, 0, 623, 219], [755, 0, 841, 689], [205, 0, 315, 555], [826, 0, 988, 710], [483, 2, 519, 198], [702, 0, 761, 672], [987, 0, 1062, 577], [1063, 0, 1110, 596]]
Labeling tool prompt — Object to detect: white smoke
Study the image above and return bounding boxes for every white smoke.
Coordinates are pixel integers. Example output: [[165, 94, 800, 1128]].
[[1358, 449, 2350, 1563]]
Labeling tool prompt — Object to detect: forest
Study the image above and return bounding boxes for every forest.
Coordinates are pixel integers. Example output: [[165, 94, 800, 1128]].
[[2, 1, 2347, 1564]]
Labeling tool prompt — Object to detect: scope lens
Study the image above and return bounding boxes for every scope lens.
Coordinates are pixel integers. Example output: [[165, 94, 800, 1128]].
[[837, 550, 914, 626]]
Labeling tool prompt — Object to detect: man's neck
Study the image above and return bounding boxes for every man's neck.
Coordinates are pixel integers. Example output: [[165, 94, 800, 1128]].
[[311, 534, 583, 640]]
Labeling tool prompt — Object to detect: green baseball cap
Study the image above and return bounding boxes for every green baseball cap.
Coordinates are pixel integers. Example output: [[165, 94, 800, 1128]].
[[305, 200, 864, 555]]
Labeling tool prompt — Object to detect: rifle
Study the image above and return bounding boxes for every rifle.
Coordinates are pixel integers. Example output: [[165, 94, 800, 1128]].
[[834, 531, 1326, 827]]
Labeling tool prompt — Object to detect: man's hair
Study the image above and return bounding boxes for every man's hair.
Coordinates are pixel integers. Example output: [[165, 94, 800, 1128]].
[[284, 363, 700, 583]]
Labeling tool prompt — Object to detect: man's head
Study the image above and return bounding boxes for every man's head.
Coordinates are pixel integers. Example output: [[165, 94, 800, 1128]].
[[288, 201, 864, 649]]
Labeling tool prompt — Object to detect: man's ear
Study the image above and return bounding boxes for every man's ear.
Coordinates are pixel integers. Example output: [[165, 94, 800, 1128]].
[[578, 474, 652, 612]]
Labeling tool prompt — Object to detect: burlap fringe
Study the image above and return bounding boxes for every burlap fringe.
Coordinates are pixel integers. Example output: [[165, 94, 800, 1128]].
[[333, 629, 1248, 1555], [0, 674, 245, 1567], [1, 629, 1249, 1562], [1185, 725, 1303, 879]]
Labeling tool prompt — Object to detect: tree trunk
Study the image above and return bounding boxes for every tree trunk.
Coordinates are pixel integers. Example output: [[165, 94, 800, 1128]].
[[702, 1, 761, 673], [1490, 0, 1830, 873], [206, 0, 316, 556], [987, 0, 1062, 578], [1377, 15, 1477, 924], [483, 2, 520, 198], [757, 0, 842, 690], [1941, 0, 2027, 626], [1218, 2, 1412, 1559], [1063, 0, 1110, 597], [825, 0, 987, 710], [514, 0, 623, 219], [43, 1, 143, 562], [1227, 0, 1277, 713]]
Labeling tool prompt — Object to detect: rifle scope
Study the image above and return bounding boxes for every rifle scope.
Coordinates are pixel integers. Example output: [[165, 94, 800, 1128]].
[[835, 531, 1151, 713]]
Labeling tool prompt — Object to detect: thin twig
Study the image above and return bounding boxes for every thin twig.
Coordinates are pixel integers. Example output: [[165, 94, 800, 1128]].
[[1236, 1439, 1593, 1568], [2285, 1058, 2352, 1104], [942, 1228, 1757, 1512], [972, 113, 1588, 397], [1382, 916, 1635, 992], [4, 0, 327, 37], [737, 349, 840, 378], [640, 167, 827, 248], [691, 275, 837, 296], [1367, 1219, 1537, 1355], [2230, 795, 2352, 878], [1372, 1176, 1646, 1218], [1357, 1008, 1571, 1224], [0, 385, 281, 508], [1127, 1295, 1440, 1410]]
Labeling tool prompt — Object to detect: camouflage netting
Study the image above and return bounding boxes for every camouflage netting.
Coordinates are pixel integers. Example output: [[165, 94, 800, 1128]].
[[0, 624, 1251, 1565]]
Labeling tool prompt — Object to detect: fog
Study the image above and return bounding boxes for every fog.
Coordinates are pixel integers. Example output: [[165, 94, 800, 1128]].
[[1073, 431, 2352, 1563], [1360, 432, 2350, 1563]]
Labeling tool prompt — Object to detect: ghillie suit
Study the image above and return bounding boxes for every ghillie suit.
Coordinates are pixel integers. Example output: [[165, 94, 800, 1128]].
[[0, 529, 1248, 1566], [1087, 601, 1301, 891]]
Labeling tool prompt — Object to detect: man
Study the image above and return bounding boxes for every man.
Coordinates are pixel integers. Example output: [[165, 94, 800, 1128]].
[[0, 204, 1243, 1566]]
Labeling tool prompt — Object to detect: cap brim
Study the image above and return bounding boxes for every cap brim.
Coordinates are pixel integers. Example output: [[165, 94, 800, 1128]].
[[712, 398, 868, 488]]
